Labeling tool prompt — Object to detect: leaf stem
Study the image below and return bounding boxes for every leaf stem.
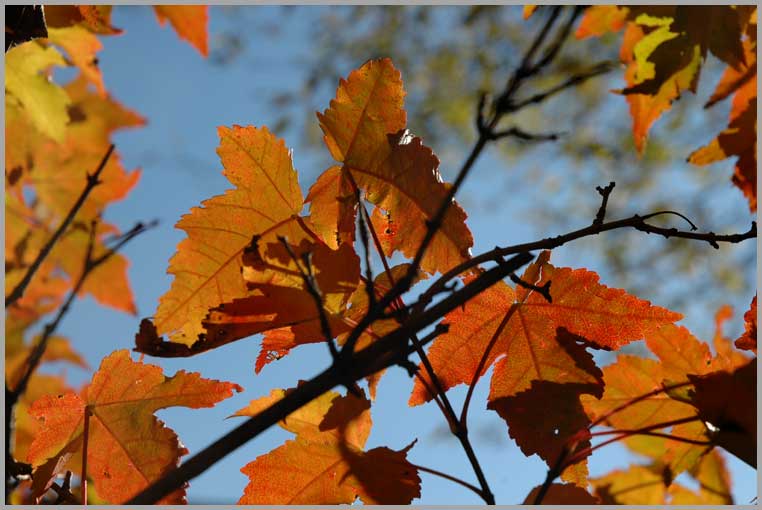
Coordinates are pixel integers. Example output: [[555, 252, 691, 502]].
[[409, 462, 485, 500], [82, 407, 92, 505]]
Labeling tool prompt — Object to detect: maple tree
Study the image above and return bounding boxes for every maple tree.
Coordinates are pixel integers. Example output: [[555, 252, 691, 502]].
[[4, 5, 757, 505]]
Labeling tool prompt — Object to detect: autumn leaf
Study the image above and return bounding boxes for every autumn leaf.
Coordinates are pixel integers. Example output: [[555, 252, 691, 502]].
[[317, 58, 473, 274], [522, 5, 538, 20], [575, 5, 628, 39], [580, 6, 754, 153], [27, 350, 242, 503], [689, 34, 756, 211], [235, 387, 420, 504], [410, 252, 678, 484], [149, 125, 304, 346], [5, 41, 70, 142], [7, 74, 144, 222], [305, 165, 357, 249], [204, 241, 360, 356], [153, 5, 209, 57], [4, 191, 137, 314], [44, 6, 122, 35], [686, 360, 756, 467], [591, 463, 667, 504], [735, 295, 757, 352], [411, 252, 680, 405], [12, 374, 72, 466], [46, 25, 106, 94]]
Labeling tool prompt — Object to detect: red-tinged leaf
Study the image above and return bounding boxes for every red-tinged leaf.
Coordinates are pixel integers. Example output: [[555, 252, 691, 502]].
[[735, 295, 757, 352], [44, 6, 122, 35], [575, 5, 628, 39], [12, 374, 71, 469], [712, 304, 753, 366], [318, 59, 472, 274], [411, 252, 680, 406], [148, 125, 304, 346], [27, 350, 242, 503], [689, 97, 756, 211], [705, 38, 756, 108], [305, 165, 357, 249], [153, 5, 209, 56], [235, 388, 420, 504], [592, 463, 667, 504], [523, 483, 599, 504]]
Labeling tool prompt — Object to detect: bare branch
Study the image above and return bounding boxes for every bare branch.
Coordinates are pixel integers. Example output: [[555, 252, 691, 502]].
[[5, 144, 115, 308]]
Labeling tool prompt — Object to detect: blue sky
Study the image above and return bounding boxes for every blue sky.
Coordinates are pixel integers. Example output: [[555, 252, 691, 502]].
[[39, 5, 756, 504]]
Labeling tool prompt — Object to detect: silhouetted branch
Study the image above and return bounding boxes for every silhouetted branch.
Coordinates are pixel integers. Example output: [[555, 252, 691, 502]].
[[6, 144, 115, 308], [127, 252, 533, 504]]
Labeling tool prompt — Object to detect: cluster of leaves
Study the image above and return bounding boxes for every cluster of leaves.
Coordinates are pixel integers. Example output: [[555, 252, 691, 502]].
[[4, 5, 228, 504], [572, 5, 757, 211], [131, 55, 752, 503], [6, 5, 757, 505]]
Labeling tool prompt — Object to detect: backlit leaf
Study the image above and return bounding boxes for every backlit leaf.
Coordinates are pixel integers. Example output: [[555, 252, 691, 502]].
[[236, 388, 420, 504], [27, 350, 241, 503], [154, 6, 209, 57], [5, 42, 70, 142], [317, 58, 472, 274], [735, 295, 757, 352], [151, 125, 304, 346]]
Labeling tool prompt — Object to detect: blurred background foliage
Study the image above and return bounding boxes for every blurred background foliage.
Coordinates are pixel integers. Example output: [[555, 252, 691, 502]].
[[205, 5, 753, 330]]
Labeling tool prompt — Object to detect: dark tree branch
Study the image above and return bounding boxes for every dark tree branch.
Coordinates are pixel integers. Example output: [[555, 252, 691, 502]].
[[5, 144, 115, 308], [127, 252, 534, 504]]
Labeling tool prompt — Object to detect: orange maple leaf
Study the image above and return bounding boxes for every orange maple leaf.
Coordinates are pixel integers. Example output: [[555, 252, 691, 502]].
[[234, 387, 420, 504], [315, 58, 473, 274], [154, 6, 209, 57], [410, 251, 679, 484], [27, 350, 241, 503]]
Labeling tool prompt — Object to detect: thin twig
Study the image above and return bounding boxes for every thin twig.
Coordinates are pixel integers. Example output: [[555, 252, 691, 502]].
[[594, 181, 615, 226], [276, 236, 338, 360], [5, 144, 115, 308], [508, 61, 614, 112]]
